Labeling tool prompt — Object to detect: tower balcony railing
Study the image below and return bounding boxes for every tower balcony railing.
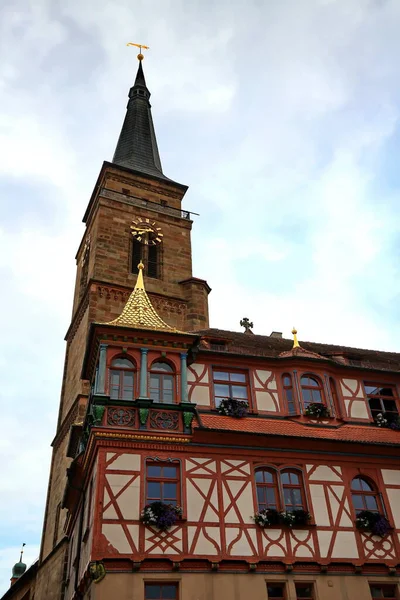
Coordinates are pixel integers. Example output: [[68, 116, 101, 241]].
[[100, 188, 197, 221]]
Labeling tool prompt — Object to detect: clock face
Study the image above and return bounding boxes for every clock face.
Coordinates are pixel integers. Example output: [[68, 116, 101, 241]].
[[130, 217, 163, 245]]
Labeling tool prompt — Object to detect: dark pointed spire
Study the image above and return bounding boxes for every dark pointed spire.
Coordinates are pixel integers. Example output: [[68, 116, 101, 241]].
[[112, 59, 168, 180]]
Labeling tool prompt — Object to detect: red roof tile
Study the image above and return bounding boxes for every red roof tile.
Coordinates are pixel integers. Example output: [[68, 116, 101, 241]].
[[194, 414, 400, 446]]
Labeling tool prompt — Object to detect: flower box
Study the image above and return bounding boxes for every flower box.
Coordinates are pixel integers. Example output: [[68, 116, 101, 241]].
[[355, 510, 392, 537], [304, 403, 330, 418], [374, 412, 400, 431], [217, 398, 248, 418], [141, 502, 183, 531], [253, 508, 312, 528]]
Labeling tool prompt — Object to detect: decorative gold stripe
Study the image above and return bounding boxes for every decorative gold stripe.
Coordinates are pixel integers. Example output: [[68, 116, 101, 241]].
[[94, 432, 191, 443]]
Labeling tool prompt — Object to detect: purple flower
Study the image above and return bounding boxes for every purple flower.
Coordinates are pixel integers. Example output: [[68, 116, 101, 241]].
[[217, 398, 248, 418]]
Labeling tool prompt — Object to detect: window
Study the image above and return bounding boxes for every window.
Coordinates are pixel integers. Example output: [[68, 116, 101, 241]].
[[267, 583, 286, 599], [145, 583, 178, 600], [351, 477, 380, 515], [213, 370, 249, 408], [146, 462, 179, 506], [149, 362, 175, 403], [283, 374, 296, 414], [295, 583, 314, 598], [132, 239, 161, 279], [255, 469, 278, 511], [365, 384, 399, 421], [255, 468, 306, 512], [369, 584, 397, 599], [281, 470, 306, 511], [109, 357, 135, 400], [300, 375, 324, 408]]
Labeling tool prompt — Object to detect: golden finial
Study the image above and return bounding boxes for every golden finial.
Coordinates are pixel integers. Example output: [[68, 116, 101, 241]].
[[19, 543, 26, 562], [135, 262, 145, 290], [126, 42, 150, 61], [292, 327, 300, 348]]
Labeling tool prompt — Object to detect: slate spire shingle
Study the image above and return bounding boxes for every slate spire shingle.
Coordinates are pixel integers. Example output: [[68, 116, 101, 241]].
[[112, 60, 168, 180]]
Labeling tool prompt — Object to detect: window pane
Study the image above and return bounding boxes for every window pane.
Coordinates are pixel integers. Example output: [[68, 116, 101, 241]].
[[380, 387, 394, 397], [148, 465, 162, 477], [112, 358, 134, 368], [147, 482, 161, 499], [283, 488, 293, 506], [365, 385, 379, 395], [255, 470, 265, 483], [295, 584, 313, 598], [267, 488, 277, 507], [214, 384, 229, 397], [267, 584, 285, 597], [163, 390, 173, 402], [163, 466, 177, 478], [230, 373, 246, 382], [383, 400, 397, 412], [360, 479, 373, 492], [308, 378, 319, 387], [302, 389, 312, 404], [152, 362, 173, 372], [283, 375, 292, 387], [161, 585, 177, 600], [163, 376, 173, 390], [145, 584, 161, 600], [311, 389, 322, 403], [281, 472, 290, 485], [231, 385, 248, 399], [150, 374, 160, 387], [257, 487, 266, 505], [352, 494, 364, 510], [365, 495, 378, 511], [369, 398, 382, 411], [214, 371, 229, 381], [292, 489, 302, 505], [163, 483, 177, 500], [288, 472, 299, 485], [351, 477, 362, 491]]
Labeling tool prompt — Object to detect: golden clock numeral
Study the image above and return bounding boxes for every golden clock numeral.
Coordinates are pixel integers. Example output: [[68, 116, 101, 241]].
[[155, 237, 161, 243], [152, 221, 156, 226], [158, 233, 163, 238], [137, 236, 142, 241], [146, 218, 150, 223], [156, 227, 161, 231]]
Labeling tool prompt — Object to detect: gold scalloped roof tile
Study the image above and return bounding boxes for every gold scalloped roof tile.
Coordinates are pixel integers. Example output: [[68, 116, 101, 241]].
[[106, 263, 178, 331]]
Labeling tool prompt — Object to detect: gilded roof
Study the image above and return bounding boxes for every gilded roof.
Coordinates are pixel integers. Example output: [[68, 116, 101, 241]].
[[107, 263, 177, 331]]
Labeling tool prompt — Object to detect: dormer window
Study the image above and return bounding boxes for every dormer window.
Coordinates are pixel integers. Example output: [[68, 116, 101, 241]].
[[364, 383, 399, 422], [300, 375, 324, 408]]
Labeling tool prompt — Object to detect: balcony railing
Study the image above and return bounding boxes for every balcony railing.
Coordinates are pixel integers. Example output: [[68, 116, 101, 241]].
[[100, 188, 198, 221]]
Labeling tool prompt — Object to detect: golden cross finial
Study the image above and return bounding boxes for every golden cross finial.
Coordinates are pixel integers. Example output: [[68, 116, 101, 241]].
[[126, 42, 150, 61], [292, 327, 300, 348]]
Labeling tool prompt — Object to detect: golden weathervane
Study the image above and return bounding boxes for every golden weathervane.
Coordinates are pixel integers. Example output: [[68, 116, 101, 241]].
[[126, 42, 150, 61]]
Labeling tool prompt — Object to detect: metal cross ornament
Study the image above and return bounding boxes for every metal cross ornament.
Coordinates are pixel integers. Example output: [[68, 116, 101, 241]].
[[240, 317, 253, 333]]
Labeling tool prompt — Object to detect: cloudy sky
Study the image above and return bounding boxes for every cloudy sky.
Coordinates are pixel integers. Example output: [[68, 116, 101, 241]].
[[1, 0, 400, 593]]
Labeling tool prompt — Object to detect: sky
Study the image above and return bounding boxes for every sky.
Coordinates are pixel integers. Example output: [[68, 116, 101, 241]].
[[1, 0, 400, 594]]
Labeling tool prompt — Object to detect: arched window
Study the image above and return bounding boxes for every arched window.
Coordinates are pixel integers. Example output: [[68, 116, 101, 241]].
[[282, 374, 296, 414], [281, 470, 305, 511], [149, 362, 175, 403], [109, 357, 135, 401], [351, 477, 380, 515], [300, 375, 324, 408], [255, 469, 278, 511], [131, 239, 161, 279]]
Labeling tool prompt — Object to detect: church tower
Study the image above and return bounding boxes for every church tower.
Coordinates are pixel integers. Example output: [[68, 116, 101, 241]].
[[30, 55, 210, 599]]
